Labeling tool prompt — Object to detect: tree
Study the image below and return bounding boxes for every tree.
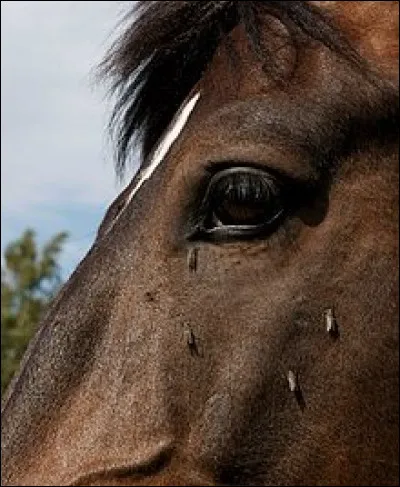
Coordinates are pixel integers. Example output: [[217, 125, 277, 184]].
[[1, 229, 68, 395]]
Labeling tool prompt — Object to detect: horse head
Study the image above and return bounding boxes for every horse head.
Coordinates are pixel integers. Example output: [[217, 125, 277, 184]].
[[2, 2, 398, 485]]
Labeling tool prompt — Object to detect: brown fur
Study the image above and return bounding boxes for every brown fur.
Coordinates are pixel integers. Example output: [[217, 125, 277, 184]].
[[1, 2, 398, 485]]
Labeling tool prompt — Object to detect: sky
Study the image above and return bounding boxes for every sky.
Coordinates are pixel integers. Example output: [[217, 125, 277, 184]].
[[1, 1, 138, 280]]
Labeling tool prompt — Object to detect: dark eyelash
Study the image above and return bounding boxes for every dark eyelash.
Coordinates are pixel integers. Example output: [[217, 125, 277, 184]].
[[210, 172, 280, 204], [200, 168, 289, 219]]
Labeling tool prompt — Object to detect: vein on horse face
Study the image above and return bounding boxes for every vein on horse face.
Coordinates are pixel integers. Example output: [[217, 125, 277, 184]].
[[126, 92, 201, 207]]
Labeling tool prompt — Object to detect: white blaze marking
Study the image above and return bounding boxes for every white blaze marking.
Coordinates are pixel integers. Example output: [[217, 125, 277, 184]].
[[104, 92, 200, 236], [125, 91, 201, 208]]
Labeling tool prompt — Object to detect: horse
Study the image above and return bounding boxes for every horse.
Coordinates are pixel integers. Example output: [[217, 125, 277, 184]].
[[1, 1, 398, 485]]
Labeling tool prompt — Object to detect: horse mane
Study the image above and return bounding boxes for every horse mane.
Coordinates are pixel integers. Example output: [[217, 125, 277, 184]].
[[99, 1, 363, 177]]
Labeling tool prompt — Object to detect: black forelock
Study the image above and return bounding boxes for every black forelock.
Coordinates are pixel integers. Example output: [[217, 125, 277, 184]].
[[98, 1, 364, 178]]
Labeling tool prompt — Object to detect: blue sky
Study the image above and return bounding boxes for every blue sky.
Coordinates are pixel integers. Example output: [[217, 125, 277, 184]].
[[1, 1, 139, 279]]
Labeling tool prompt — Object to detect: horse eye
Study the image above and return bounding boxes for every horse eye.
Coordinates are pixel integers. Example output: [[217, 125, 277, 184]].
[[195, 167, 286, 240]]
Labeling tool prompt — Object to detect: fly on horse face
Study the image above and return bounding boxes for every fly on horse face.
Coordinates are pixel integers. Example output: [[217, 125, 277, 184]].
[[1, 1, 398, 485]]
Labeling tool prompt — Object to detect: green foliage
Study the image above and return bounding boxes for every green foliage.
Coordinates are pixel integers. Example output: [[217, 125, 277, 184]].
[[1, 229, 68, 395]]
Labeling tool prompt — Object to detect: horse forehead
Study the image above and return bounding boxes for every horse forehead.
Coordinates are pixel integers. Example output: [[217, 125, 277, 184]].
[[195, 2, 398, 110], [315, 1, 398, 78]]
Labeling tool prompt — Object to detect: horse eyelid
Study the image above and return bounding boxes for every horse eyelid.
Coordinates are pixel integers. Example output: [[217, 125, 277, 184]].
[[203, 160, 301, 182]]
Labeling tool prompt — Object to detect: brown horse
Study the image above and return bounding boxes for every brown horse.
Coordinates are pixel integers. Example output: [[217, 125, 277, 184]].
[[1, 1, 398, 485]]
